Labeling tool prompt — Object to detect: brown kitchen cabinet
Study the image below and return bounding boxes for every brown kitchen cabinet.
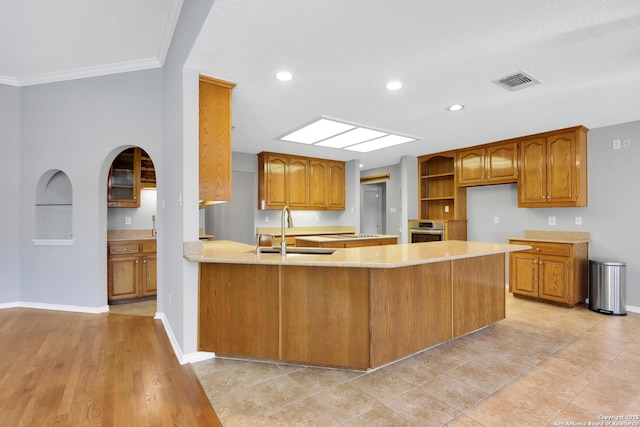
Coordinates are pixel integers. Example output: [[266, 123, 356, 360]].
[[108, 240, 157, 302], [107, 147, 155, 208], [258, 151, 345, 210], [457, 141, 518, 186], [518, 126, 588, 207], [508, 239, 588, 307], [199, 75, 236, 206], [418, 151, 466, 220]]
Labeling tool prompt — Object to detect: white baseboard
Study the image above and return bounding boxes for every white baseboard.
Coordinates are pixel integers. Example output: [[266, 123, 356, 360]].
[[0, 301, 109, 314], [153, 311, 215, 365]]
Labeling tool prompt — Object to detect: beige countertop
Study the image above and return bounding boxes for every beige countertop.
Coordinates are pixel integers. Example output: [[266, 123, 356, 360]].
[[294, 234, 399, 243], [508, 230, 591, 244], [184, 240, 531, 268]]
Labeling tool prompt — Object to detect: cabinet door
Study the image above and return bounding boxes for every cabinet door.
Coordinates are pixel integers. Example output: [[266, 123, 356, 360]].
[[457, 148, 485, 186], [327, 161, 345, 209], [509, 252, 538, 297], [518, 137, 547, 205], [108, 255, 140, 301], [265, 154, 288, 208], [199, 76, 234, 204], [288, 157, 309, 207], [538, 255, 569, 303], [486, 142, 518, 184], [308, 160, 328, 207], [546, 131, 577, 204], [108, 148, 141, 208], [141, 254, 157, 296]]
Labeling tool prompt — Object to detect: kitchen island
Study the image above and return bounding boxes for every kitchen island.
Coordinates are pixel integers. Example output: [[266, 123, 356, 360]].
[[295, 233, 398, 248], [185, 240, 530, 370]]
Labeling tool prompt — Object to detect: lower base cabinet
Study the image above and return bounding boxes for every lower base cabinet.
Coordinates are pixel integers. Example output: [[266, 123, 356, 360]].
[[198, 253, 506, 370], [508, 239, 588, 306], [108, 240, 157, 302]]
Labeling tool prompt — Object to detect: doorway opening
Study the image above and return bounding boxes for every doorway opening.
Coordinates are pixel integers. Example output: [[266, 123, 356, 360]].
[[361, 182, 386, 235], [106, 147, 157, 317]]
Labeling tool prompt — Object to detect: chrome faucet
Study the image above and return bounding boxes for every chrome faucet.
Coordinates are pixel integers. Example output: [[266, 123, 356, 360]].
[[280, 205, 294, 256]]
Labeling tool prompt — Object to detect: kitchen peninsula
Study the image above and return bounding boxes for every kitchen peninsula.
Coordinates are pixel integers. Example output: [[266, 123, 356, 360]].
[[185, 240, 530, 370]]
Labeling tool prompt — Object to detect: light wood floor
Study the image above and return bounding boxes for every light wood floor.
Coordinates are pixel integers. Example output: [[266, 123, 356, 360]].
[[0, 308, 221, 426]]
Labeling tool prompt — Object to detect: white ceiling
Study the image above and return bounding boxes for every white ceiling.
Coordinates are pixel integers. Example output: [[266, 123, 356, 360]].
[[4, 0, 640, 169]]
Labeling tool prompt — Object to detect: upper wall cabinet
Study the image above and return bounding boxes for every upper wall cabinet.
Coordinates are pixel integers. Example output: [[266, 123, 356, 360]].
[[108, 147, 155, 208], [518, 126, 588, 208], [258, 152, 345, 210], [199, 75, 236, 207], [457, 141, 518, 187]]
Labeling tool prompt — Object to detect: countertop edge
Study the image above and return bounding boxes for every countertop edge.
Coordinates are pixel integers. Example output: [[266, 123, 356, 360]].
[[184, 240, 531, 268]]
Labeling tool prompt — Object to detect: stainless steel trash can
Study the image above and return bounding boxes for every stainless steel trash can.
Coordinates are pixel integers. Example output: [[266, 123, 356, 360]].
[[589, 260, 626, 315]]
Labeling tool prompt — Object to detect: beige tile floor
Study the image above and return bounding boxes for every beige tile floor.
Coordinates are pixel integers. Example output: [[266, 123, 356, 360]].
[[193, 294, 640, 426], [109, 298, 157, 316]]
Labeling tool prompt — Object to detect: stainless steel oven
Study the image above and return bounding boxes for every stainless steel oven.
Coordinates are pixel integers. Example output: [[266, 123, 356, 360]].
[[408, 220, 445, 243]]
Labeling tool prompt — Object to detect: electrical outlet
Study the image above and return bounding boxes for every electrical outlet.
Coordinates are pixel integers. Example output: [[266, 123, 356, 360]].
[[493, 216, 499, 224], [623, 138, 632, 148], [265, 216, 269, 223], [548, 216, 556, 226], [613, 139, 621, 149], [575, 216, 582, 225], [444, 205, 449, 213], [124, 216, 131, 225]]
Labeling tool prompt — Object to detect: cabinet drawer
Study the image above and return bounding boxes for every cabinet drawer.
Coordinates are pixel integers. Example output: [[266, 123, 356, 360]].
[[142, 241, 157, 253], [109, 242, 140, 255], [510, 240, 571, 257]]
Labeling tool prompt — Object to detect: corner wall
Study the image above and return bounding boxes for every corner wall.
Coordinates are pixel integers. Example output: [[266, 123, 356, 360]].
[[0, 85, 21, 303]]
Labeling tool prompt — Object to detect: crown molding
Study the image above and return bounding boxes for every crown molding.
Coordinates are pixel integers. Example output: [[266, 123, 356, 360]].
[[156, 0, 184, 66], [2, 58, 162, 87]]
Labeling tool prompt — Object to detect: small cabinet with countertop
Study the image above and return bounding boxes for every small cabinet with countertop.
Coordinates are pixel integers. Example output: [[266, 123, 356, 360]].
[[295, 234, 398, 248], [508, 231, 589, 307], [108, 238, 157, 302]]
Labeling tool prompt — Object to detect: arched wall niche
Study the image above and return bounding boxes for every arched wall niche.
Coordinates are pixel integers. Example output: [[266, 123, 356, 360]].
[[34, 169, 74, 243]]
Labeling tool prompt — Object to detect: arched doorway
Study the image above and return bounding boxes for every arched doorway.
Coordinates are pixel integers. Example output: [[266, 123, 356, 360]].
[[106, 146, 158, 316]]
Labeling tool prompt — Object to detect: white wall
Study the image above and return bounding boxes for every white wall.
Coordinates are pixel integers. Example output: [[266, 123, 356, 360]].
[[467, 120, 640, 308], [108, 189, 158, 230], [0, 84, 21, 303], [19, 70, 163, 308]]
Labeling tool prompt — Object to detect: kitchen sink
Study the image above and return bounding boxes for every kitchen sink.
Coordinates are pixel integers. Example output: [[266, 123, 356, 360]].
[[256, 247, 336, 255]]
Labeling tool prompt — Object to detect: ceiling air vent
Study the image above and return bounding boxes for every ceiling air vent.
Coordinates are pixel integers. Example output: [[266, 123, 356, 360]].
[[493, 71, 541, 91]]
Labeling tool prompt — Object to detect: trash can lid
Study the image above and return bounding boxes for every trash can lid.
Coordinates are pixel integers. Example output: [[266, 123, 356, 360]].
[[590, 259, 626, 266]]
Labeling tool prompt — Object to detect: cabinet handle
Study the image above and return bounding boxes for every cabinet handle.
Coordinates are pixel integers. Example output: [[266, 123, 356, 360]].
[[123, 248, 127, 251]]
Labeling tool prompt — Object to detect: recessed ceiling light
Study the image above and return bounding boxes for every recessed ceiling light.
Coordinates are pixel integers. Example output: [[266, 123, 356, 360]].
[[386, 81, 402, 90], [276, 71, 293, 81], [447, 104, 464, 111], [344, 134, 416, 153], [281, 119, 355, 144], [280, 117, 419, 152], [315, 128, 388, 149]]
